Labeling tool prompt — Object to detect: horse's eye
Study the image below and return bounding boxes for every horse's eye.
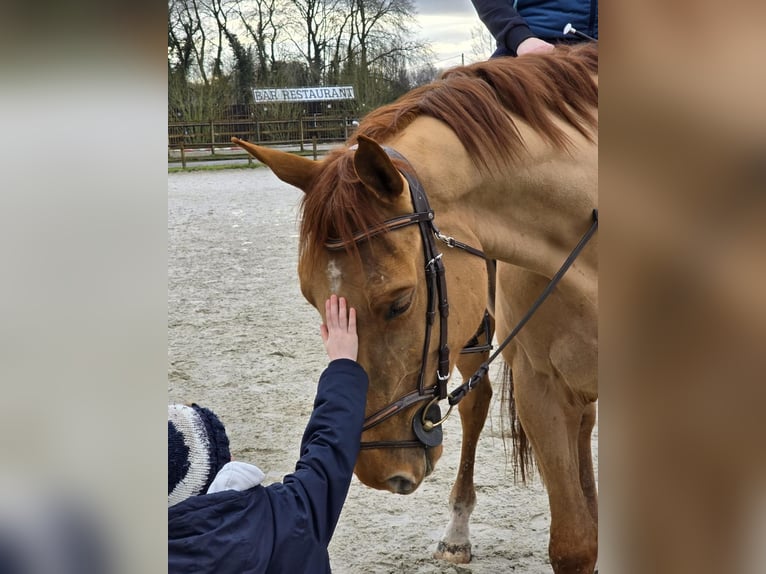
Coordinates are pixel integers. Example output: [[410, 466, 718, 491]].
[[386, 296, 412, 320]]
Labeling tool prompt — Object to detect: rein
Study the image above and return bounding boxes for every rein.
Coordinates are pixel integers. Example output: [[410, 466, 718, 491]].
[[326, 147, 598, 450]]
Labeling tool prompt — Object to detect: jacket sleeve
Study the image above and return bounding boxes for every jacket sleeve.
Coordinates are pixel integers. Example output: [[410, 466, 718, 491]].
[[267, 359, 369, 547], [470, 0, 534, 55]]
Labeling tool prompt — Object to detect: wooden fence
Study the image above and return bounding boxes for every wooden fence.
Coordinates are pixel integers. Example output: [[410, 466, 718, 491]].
[[168, 115, 358, 166]]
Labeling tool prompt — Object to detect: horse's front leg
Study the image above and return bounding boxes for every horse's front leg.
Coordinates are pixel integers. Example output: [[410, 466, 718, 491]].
[[514, 367, 598, 573], [434, 327, 494, 564]]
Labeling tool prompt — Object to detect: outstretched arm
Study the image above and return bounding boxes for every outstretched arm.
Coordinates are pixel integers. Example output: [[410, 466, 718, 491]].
[[267, 295, 369, 549]]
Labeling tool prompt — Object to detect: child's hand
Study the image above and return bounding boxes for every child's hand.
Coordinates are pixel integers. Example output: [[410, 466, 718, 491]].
[[320, 294, 358, 362]]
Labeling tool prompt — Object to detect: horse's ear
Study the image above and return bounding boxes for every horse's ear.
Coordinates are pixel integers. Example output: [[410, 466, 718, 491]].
[[232, 137, 319, 193], [353, 135, 404, 203]]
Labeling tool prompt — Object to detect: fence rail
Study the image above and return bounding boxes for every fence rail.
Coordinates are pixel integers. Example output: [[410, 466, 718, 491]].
[[168, 116, 357, 166]]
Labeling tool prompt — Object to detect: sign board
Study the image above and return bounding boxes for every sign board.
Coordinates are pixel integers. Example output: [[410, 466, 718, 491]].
[[253, 86, 355, 103]]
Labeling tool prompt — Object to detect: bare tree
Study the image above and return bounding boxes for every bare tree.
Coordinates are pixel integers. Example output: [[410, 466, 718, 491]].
[[343, 0, 423, 104], [351, 0, 415, 72], [287, 0, 349, 84], [187, 0, 212, 83], [234, 0, 286, 83], [201, 0, 236, 78], [168, 0, 191, 77], [471, 22, 495, 62], [168, 0, 211, 84], [408, 61, 437, 88]]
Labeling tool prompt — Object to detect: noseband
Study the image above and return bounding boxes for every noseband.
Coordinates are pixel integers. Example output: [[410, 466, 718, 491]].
[[326, 147, 598, 451]]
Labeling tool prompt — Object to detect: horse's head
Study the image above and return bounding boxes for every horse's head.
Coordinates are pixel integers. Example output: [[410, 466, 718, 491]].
[[234, 136, 488, 494]]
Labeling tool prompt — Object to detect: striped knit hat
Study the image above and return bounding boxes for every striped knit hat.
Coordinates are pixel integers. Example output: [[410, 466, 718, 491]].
[[168, 403, 231, 507]]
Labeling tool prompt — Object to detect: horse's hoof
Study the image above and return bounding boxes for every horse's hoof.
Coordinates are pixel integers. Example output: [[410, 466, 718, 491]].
[[433, 540, 472, 564]]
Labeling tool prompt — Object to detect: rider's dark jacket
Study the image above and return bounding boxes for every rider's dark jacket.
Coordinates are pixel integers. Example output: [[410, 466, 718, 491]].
[[168, 359, 369, 574], [471, 0, 598, 56]]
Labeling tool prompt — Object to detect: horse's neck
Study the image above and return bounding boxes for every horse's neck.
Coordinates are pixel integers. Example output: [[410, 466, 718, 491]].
[[394, 118, 598, 303], [471, 159, 598, 304]]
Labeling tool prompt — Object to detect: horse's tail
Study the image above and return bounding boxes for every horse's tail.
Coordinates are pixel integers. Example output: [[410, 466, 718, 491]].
[[501, 362, 536, 485]]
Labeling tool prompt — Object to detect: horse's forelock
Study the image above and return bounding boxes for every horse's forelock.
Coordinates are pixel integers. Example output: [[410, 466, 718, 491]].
[[299, 150, 386, 274]]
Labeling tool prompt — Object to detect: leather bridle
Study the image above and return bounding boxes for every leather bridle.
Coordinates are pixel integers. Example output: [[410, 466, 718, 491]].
[[325, 146, 598, 451]]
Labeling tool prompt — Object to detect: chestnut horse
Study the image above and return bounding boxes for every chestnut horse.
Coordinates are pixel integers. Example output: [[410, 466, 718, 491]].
[[234, 44, 598, 573]]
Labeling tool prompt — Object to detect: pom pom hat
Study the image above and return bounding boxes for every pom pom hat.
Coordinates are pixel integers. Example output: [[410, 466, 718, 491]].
[[168, 403, 231, 507]]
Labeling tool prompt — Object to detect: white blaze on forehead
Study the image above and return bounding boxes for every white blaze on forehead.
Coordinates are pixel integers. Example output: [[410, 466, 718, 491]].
[[327, 259, 342, 293]]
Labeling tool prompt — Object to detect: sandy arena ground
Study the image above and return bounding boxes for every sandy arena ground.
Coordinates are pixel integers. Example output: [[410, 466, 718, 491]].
[[168, 168, 598, 573]]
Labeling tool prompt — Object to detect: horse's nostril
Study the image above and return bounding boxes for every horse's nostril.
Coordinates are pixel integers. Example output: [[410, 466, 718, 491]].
[[386, 475, 417, 495]]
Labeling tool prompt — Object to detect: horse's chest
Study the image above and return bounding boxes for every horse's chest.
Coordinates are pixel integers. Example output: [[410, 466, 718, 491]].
[[516, 297, 598, 400], [548, 330, 598, 399]]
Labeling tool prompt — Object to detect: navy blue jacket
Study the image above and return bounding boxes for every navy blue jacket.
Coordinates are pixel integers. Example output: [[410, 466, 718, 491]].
[[471, 0, 598, 57], [168, 359, 369, 574]]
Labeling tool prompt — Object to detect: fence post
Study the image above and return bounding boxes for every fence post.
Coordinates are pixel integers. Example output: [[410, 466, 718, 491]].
[[312, 136, 318, 160], [299, 119, 305, 152], [180, 144, 186, 169], [210, 120, 215, 155]]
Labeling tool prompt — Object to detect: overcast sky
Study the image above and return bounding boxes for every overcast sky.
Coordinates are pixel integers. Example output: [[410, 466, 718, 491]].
[[411, 0, 489, 68]]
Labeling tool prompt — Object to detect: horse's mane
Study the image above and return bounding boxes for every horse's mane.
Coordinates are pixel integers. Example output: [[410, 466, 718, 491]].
[[359, 43, 598, 170], [299, 44, 598, 270]]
